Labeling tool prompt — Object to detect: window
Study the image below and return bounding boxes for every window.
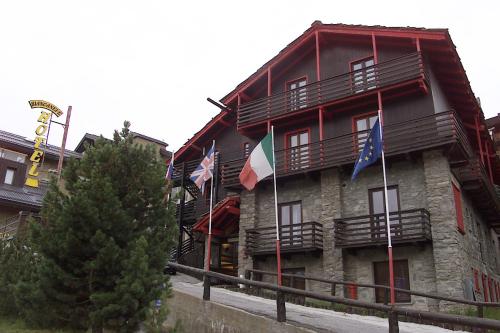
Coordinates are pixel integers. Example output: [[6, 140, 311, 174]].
[[288, 78, 307, 111], [354, 113, 378, 151], [4, 168, 15, 185], [351, 57, 376, 93], [279, 202, 302, 246], [452, 183, 465, 234], [286, 130, 309, 170], [243, 142, 251, 158], [374, 260, 411, 303], [369, 186, 400, 239]]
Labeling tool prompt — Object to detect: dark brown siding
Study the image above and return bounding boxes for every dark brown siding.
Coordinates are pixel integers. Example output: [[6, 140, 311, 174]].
[[320, 42, 373, 79], [271, 50, 317, 94]]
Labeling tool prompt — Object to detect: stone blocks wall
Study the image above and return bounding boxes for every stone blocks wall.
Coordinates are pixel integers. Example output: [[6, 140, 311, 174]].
[[343, 245, 438, 311], [238, 190, 257, 278], [422, 150, 463, 306]]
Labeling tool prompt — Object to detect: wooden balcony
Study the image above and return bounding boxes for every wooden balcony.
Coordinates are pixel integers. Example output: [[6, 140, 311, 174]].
[[333, 209, 432, 249], [246, 222, 323, 256], [237, 52, 425, 130], [222, 111, 471, 188], [453, 158, 500, 223]]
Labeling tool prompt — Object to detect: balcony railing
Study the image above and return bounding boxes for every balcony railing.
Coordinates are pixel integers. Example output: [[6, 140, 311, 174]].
[[222, 111, 470, 187], [246, 222, 323, 256], [175, 200, 196, 224], [238, 52, 425, 129], [333, 209, 432, 249]]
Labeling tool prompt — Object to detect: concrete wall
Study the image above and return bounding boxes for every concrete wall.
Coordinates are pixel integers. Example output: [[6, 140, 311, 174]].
[[164, 289, 315, 333]]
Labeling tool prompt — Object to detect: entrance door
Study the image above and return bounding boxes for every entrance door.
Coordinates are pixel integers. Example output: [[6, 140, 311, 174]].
[[219, 241, 238, 276], [279, 202, 302, 247], [369, 186, 400, 239], [374, 260, 411, 303]]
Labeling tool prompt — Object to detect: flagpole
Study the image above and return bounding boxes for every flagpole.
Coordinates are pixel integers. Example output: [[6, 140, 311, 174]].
[[378, 109, 395, 305], [206, 140, 215, 272], [271, 126, 282, 286]]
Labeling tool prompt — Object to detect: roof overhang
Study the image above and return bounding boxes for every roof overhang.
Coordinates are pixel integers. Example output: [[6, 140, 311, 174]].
[[193, 196, 240, 237]]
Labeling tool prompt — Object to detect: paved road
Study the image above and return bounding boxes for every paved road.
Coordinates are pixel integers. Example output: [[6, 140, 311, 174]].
[[170, 273, 466, 333]]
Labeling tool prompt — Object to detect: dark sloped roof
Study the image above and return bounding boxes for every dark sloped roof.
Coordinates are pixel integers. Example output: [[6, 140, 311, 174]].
[[75, 132, 170, 158], [0, 182, 48, 209], [131, 132, 168, 147], [0, 129, 81, 160]]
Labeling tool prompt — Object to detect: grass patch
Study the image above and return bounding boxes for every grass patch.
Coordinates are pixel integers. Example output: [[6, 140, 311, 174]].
[[0, 316, 82, 333]]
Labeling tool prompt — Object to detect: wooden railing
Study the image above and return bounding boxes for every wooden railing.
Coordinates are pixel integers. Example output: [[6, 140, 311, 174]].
[[222, 111, 470, 187], [220, 158, 246, 188], [237, 52, 425, 128], [246, 222, 323, 255], [333, 209, 432, 249], [175, 200, 196, 223], [168, 262, 500, 332], [0, 214, 21, 239]]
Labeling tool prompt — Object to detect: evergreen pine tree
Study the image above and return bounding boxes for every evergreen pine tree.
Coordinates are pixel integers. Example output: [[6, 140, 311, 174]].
[[28, 121, 176, 332]]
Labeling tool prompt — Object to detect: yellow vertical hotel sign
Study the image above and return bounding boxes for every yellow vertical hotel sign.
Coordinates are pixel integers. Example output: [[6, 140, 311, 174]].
[[25, 100, 64, 188]]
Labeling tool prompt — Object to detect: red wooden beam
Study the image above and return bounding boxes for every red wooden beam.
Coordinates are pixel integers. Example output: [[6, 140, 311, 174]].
[[315, 30, 321, 81], [318, 27, 447, 41], [372, 33, 379, 64]]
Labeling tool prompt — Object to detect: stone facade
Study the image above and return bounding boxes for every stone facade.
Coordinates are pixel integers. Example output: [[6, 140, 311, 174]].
[[237, 151, 500, 311], [422, 150, 464, 307], [238, 190, 257, 278]]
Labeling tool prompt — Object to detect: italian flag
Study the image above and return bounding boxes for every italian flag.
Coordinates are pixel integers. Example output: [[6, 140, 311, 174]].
[[239, 132, 274, 191]]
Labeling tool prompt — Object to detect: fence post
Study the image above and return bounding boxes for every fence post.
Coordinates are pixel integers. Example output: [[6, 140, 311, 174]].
[[203, 275, 211, 301], [477, 304, 483, 318], [276, 290, 286, 322], [331, 282, 336, 296], [388, 309, 399, 333], [384, 288, 389, 305]]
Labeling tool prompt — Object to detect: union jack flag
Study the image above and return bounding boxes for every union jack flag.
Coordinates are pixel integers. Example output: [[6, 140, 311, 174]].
[[190, 145, 215, 192]]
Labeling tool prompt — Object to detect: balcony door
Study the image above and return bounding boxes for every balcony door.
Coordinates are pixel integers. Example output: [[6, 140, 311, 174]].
[[279, 201, 302, 247], [354, 114, 378, 151], [287, 130, 309, 170], [369, 186, 401, 239], [288, 78, 307, 111], [351, 57, 376, 93]]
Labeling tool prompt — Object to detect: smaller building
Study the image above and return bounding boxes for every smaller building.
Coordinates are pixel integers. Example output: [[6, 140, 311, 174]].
[[75, 132, 171, 162], [0, 129, 80, 238]]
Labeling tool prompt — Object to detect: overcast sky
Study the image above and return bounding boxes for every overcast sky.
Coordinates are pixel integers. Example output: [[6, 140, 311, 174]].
[[1, 0, 499, 152]]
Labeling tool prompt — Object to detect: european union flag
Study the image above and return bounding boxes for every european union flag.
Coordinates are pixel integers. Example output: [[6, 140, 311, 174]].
[[352, 118, 383, 180]]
